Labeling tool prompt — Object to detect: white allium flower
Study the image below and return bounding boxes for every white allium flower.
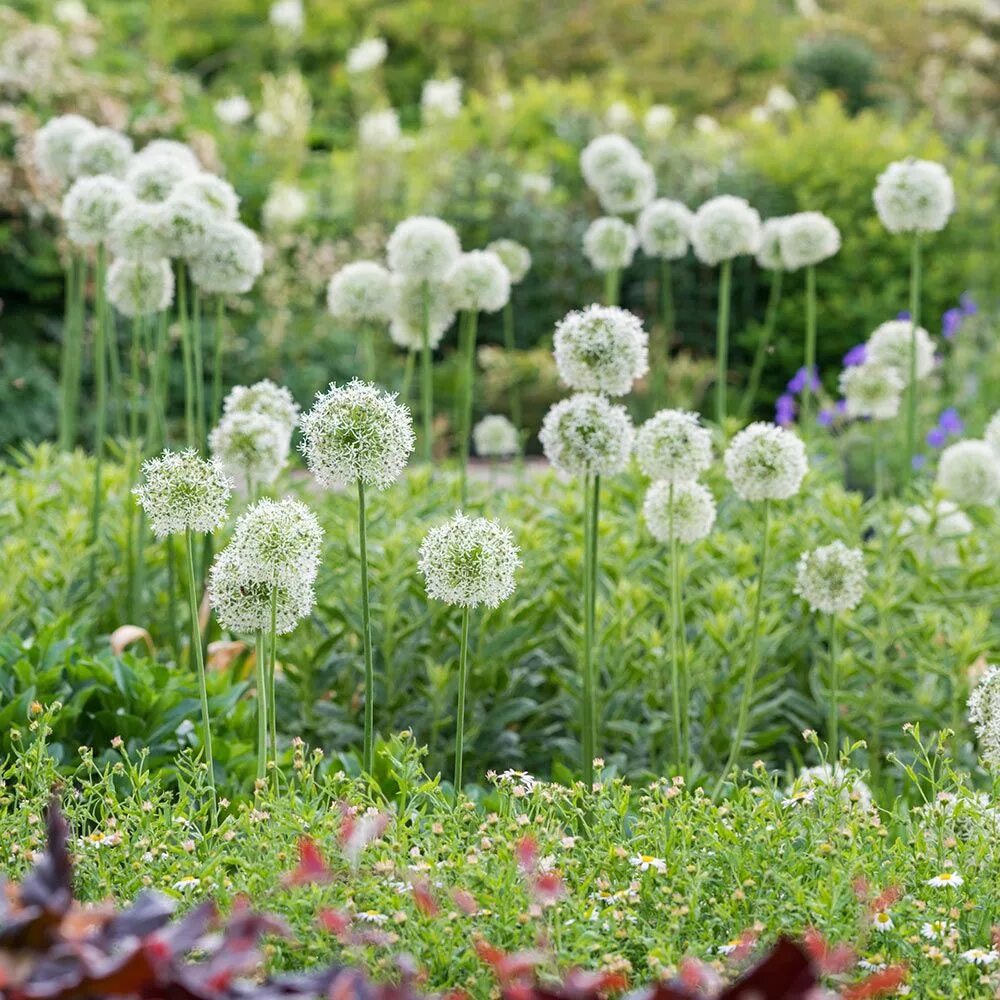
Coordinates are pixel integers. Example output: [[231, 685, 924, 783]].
[[346, 37, 388, 74], [968, 666, 1000, 767], [553, 304, 648, 396], [188, 221, 263, 294], [582, 217, 638, 273], [690, 195, 761, 266], [106, 257, 174, 317], [445, 250, 511, 314], [421, 77, 462, 122], [635, 409, 713, 483], [644, 104, 676, 140], [865, 319, 935, 385], [223, 379, 299, 431], [33, 114, 95, 187], [127, 153, 194, 202], [134, 139, 200, 172], [724, 422, 808, 501], [172, 173, 240, 220], [358, 108, 401, 150], [107, 201, 167, 259], [388, 275, 456, 350], [593, 157, 656, 215], [209, 411, 291, 491], [984, 410, 1000, 456], [327, 261, 393, 324], [755, 216, 789, 270], [900, 500, 972, 568], [794, 541, 867, 614], [765, 85, 797, 114], [839, 362, 904, 420], [160, 194, 213, 260], [61, 175, 133, 247], [873, 158, 955, 234], [133, 449, 231, 537], [643, 480, 717, 544], [539, 392, 635, 477], [226, 497, 322, 586], [418, 511, 520, 608], [637, 199, 693, 260], [936, 440, 1000, 505], [261, 183, 308, 230], [299, 379, 415, 489], [473, 415, 518, 458], [269, 0, 304, 34], [386, 216, 461, 280], [604, 100, 634, 131], [779, 211, 841, 270], [579, 133, 643, 190], [486, 239, 532, 284], [215, 95, 253, 126], [70, 127, 133, 179]]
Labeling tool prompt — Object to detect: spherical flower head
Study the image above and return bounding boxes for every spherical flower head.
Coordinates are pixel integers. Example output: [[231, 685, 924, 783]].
[[968, 666, 1000, 768], [160, 193, 214, 260], [755, 217, 789, 270], [418, 511, 520, 608], [421, 77, 462, 122], [262, 183, 309, 231], [228, 497, 322, 587], [865, 320, 935, 385], [172, 173, 240, 220], [644, 104, 676, 141], [446, 250, 511, 314], [209, 411, 291, 491], [70, 127, 133, 179], [473, 414, 519, 458], [327, 261, 393, 324], [936, 440, 1000, 506], [386, 216, 461, 280], [839, 362, 904, 421], [900, 500, 972, 568], [188, 220, 263, 294], [637, 199, 693, 260], [984, 410, 1000, 456], [133, 448, 231, 537], [794, 541, 867, 614], [388, 275, 456, 350], [539, 392, 635, 477], [126, 153, 194, 203], [358, 108, 401, 150], [62, 175, 134, 247], [635, 409, 712, 483], [135, 140, 201, 172], [778, 211, 841, 271], [593, 157, 656, 215], [579, 133, 643, 191], [643, 480, 716, 544], [33, 114, 95, 187], [724, 422, 808, 501], [299, 379, 415, 490], [583, 217, 638, 273], [486, 239, 532, 284], [553, 305, 648, 396], [222, 379, 299, 431], [346, 37, 388, 74], [874, 158, 955, 234], [106, 257, 174, 317], [107, 201, 168, 259], [691, 195, 761, 266]]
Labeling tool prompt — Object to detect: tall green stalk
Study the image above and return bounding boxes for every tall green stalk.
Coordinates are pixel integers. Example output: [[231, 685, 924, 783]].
[[714, 258, 732, 426], [152, 309, 170, 452], [655, 258, 675, 409], [268, 586, 278, 776], [458, 309, 479, 506], [604, 269, 620, 307], [740, 268, 783, 419], [420, 280, 433, 463], [501, 301, 523, 463], [667, 484, 684, 774], [400, 349, 415, 411], [828, 614, 839, 756], [59, 255, 85, 451], [126, 314, 144, 621], [904, 234, 922, 482], [178, 263, 195, 448], [802, 264, 817, 424], [88, 247, 109, 588], [581, 474, 595, 788], [358, 479, 376, 773], [453, 604, 471, 800], [212, 297, 225, 428], [192, 287, 206, 451], [255, 631, 267, 781]]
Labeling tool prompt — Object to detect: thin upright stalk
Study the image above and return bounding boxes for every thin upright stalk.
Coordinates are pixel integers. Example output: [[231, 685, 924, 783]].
[[604, 269, 620, 307], [828, 614, 839, 756], [166, 536, 179, 657], [502, 300, 523, 465], [363, 323, 376, 381], [714, 259, 732, 426], [667, 484, 684, 774], [192, 287, 206, 450], [255, 631, 267, 781], [453, 605, 471, 800], [400, 349, 415, 410], [126, 314, 144, 620], [420, 280, 433, 463], [178, 262, 195, 448], [105, 299, 124, 439], [358, 480, 376, 773], [459, 310, 479, 506], [802, 264, 817, 424], [589, 474, 600, 762], [88, 247, 109, 588], [268, 586, 278, 774], [655, 258, 675, 409], [59, 256, 85, 450], [152, 309, 170, 451], [872, 427, 885, 502], [581, 474, 595, 788], [212, 297, 225, 428], [740, 268, 783, 419], [904, 234, 922, 482]]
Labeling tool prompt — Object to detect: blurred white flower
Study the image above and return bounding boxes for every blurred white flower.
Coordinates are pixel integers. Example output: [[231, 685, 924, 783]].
[[327, 261, 393, 324], [346, 37, 388, 74], [445, 250, 511, 314], [779, 211, 841, 270], [644, 104, 676, 140], [421, 78, 462, 123], [874, 158, 955, 234], [637, 199, 693, 260], [755, 216, 789, 270], [765, 85, 797, 114], [794, 541, 867, 614], [865, 320, 935, 385], [604, 100, 635, 131], [188, 221, 263, 294], [635, 409, 712, 483], [580, 133, 643, 191], [215, 95, 253, 126], [386, 216, 461, 280], [269, 0, 304, 35], [643, 480, 716, 544], [71, 127, 133, 179], [582, 216, 638, 273], [106, 257, 174, 317], [62, 175, 133, 247], [388, 276, 456, 350], [223, 379, 299, 431], [359, 108, 401, 150], [486, 239, 532, 285], [262, 183, 309, 231], [724, 422, 808, 501], [691, 195, 761, 266], [553, 304, 648, 396], [899, 500, 972, 568], [473, 415, 519, 458], [839, 362, 903, 420], [209, 411, 291, 493], [936, 440, 1000, 505], [539, 393, 635, 478], [33, 114, 95, 187]]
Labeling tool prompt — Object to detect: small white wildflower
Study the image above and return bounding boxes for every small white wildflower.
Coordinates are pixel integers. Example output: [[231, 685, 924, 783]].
[[107, 201, 167, 259], [327, 261, 393, 324], [839, 362, 904, 421], [227, 497, 323, 586], [539, 393, 635, 478], [133, 449, 231, 537], [446, 250, 511, 313], [553, 304, 648, 396], [33, 114, 95, 187], [637, 199, 693, 260], [644, 104, 675, 140], [388, 275, 456, 350], [473, 415, 518, 459], [794, 541, 867, 614], [724, 422, 808, 501], [629, 854, 667, 873], [346, 37, 388, 74], [936, 440, 1000, 505], [871, 911, 894, 932], [926, 871, 964, 888], [209, 411, 291, 492], [215, 95, 252, 126], [582, 217, 638, 273], [172, 877, 201, 892], [778, 211, 841, 270], [358, 108, 401, 150], [70, 127, 133, 179], [634, 409, 712, 483], [106, 257, 174, 317], [874, 158, 955, 234], [421, 77, 462, 122], [62, 175, 134, 247], [386, 216, 461, 280], [188, 221, 263, 294], [755, 217, 789, 271], [691, 195, 761, 266], [643, 480, 716, 544], [865, 320, 935, 385], [222, 379, 299, 431], [921, 921, 953, 940], [262, 183, 308, 230], [968, 665, 1000, 768], [960, 948, 998, 967], [486, 239, 532, 285], [126, 154, 194, 203]]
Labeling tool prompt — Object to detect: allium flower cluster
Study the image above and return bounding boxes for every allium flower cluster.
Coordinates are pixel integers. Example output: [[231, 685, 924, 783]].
[[358, 109, 401, 150], [553, 305, 648, 396], [126, 154, 193, 203], [486, 239, 532, 284], [133, 449, 231, 537], [873, 158, 955, 234], [644, 104, 676, 140], [755, 217, 789, 271], [160, 194, 213, 260], [33, 114, 95, 187], [226, 497, 323, 586], [794, 541, 867, 614], [690, 195, 761, 266], [107, 201, 167, 259], [593, 156, 656, 215], [421, 78, 462, 122], [62, 176, 133, 247], [839, 362, 904, 420], [106, 257, 174, 317], [386, 216, 461, 280], [637, 199, 692, 260], [724, 422, 808, 501], [582, 217, 638, 273], [539, 393, 635, 477], [473, 415, 519, 458], [643, 480, 717, 544], [579, 134, 642, 191], [222, 379, 299, 431], [173, 173, 240, 220], [209, 410, 291, 491], [388, 275, 456, 349], [778, 211, 841, 270], [936, 440, 1000, 506], [418, 511, 520, 608], [446, 250, 511, 313], [900, 500, 972, 568], [70, 127, 133, 179], [346, 37, 388, 74], [635, 409, 713, 483], [261, 183, 308, 230], [299, 379, 415, 489], [188, 221, 263, 294], [968, 666, 1000, 768], [865, 320, 935, 385], [136, 140, 200, 171], [327, 261, 393, 324]]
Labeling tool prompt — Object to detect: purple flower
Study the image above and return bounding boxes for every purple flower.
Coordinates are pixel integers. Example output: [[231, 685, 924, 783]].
[[835, 399, 847, 414], [926, 426, 946, 448], [911, 453, 926, 470], [960, 292, 978, 315], [786, 366, 820, 394], [897, 309, 911, 321], [938, 407, 963, 435], [775, 393, 797, 427], [843, 344, 866, 367], [941, 307, 963, 340], [817, 408, 834, 427]]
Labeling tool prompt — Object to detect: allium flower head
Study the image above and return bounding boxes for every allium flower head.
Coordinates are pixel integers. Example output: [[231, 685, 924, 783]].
[[553, 305, 648, 397], [874, 158, 955, 234], [644, 104, 676, 140], [593, 156, 656, 215], [346, 37, 388, 74], [262, 183, 308, 230], [209, 411, 291, 491], [486, 239, 532, 284], [223, 379, 299, 431], [637, 199, 693, 260], [188, 220, 263, 294], [327, 261, 393, 324], [358, 108, 401, 150], [691, 195, 761, 266], [643, 480, 716, 544], [172, 173, 240, 220], [579, 134, 643, 190], [133, 449, 231, 537], [778, 211, 841, 270], [583, 217, 638, 273], [794, 541, 867, 614], [724, 422, 808, 501], [107, 201, 167, 259], [984, 410, 1000, 456], [135, 140, 201, 171], [421, 77, 462, 122], [386, 216, 461, 280], [106, 257, 174, 317], [70, 127, 133, 179], [968, 666, 1000, 768], [388, 275, 456, 350], [635, 409, 713, 483], [539, 393, 635, 477], [227, 497, 322, 586], [473, 415, 518, 458], [936, 440, 1000, 505], [33, 114, 95, 187], [755, 217, 789, 270], [445, 250, 511, 313], [160, 194, 214, 260], [839, 362, 904, 420], [418, 511, 520, 608], [62, 175, 133, 247], [126, 153, 194, 202], [900, 500, 972, 568], [865, 320, 935, 385], [299, 379, 415, 489]]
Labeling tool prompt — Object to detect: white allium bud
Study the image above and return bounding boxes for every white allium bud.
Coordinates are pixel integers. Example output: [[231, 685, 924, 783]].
[[900, 500, 972, 568], [553, 304, 648, 396], [755, 217, 789, 271], [327, 261, 393, 324], [473, 414, 519, 458], [794, 541, 867, 614], [70, 127, 133, 179], [486, 239, 532, 284], [984, 410, 1000, 456], [107, 201, 168, 259], [637, 199, 693, 260], [223, 379, 299, 431], [133, 448, 231, 537], [418, 511, 520, 608], [188, 220, 263, 294], [643, 480, 716, 544], [579, 134, 643, 190], [299, 379, 415, 489], [126, 153, 194, 202], [865, 320, 935, 385], [172, 173, 240, 220], [539, 392, 635, 477], [593, 157, 656, 215], [690, 195, 761, 266], [644, 104, 676, 140], [358, 108, 401, 149], [262, 183, 309, 230], [968, 666, 1000, 768], [388, 275, 456, 350], [779, 211, 841, 270], [346, 37, 388, 74], [421, 77, 462, 122], [635, 409, 713, 483], [209, 411, 291, 492], [106, 257, 174, 317], [936, 440, 1000, 506], [135, 140, 201, 172], [62, 175, 133, 247], [227, 496, 322, 586], [839, 362, 904, 420], [583, 216, 638, 273], [873, 158, 955, 234], [386, 216, 461, 280], [445, 250, 511, 314], [724, 422, 808, 501], [33, 114, 95, 187]]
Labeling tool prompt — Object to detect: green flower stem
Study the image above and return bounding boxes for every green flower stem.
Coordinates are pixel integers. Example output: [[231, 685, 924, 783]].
[[184, 526, 217, 823], [604, 269, 620, 307], [59, 256, 85, 451], [126, 314, 144, 621], [255, 631, 267, 781], [872, 426, 885, 502], [166, 536, 179, 658], [105, 298, 124, 440], [152, 309, 170, 452], [740, 268, 783, 419], [459, 309, 479, 506], [590, 474, 601, 767], [715, 258, 732, 427], [363, 322, 376, 382], [88, 247, 109, 589], [420, 280, 433, 463], [581, 474, 594, 788], [655, 258, 675, 409], [212, 297, 225, 428], [192, 287, 206, 451], [802, 264, 817, 424], [828, 613, 840, 757], [358, 479, 376, 774], [178, 262, 195, 448], [667, 484, 683, 774], [453, 604, 471, 801], [401, 349, 415, 410], [904, 234, 922, 482], [501, 300, 524, 466], [268, 585, 278, 776]]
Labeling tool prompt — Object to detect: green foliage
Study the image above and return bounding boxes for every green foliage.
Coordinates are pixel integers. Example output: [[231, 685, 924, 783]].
[[791, 35, 881, 115]]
